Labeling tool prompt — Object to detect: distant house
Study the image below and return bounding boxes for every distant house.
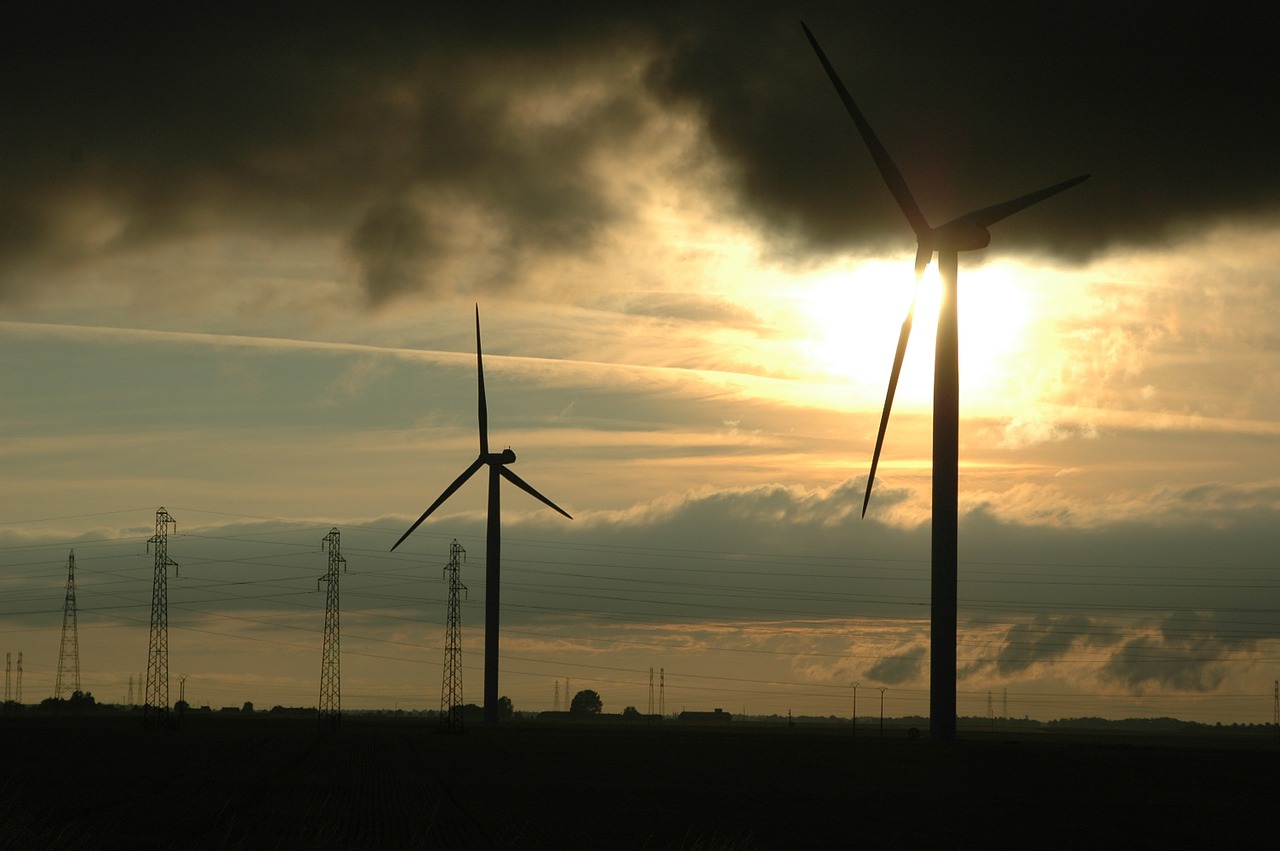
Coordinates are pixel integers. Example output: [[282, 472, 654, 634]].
[[678, 708, 732, 724]]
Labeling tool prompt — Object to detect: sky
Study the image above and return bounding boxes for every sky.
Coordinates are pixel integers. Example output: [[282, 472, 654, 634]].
[[3, 2, 1279, 723]]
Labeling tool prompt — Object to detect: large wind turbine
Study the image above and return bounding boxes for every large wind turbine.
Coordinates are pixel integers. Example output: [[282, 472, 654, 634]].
[[392, 306, 571, 727], [803, 23, 1087, 742]]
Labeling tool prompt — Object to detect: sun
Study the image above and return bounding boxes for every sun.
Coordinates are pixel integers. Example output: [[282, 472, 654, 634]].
[[794, 257, 1037, 413]]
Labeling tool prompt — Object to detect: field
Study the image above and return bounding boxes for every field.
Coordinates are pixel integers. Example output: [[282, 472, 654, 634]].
[[0, 714, 1275, 849]]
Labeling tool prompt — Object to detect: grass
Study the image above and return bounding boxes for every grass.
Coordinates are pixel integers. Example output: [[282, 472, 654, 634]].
[[0, 714, 1275, 848]]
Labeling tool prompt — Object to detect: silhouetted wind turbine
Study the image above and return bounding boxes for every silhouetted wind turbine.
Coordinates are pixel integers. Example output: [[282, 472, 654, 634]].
[[392, 306, 571, 727], [803, 22, 1087, 743]]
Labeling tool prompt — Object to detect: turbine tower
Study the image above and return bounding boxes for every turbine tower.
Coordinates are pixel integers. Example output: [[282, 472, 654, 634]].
[[392, 306, 572, 727], [144, 507, 179, 728], [803, 23, 1087, 743], [318, 527, 347, 729], [440, 539, 467, 731], [55, 549, 81, 699]]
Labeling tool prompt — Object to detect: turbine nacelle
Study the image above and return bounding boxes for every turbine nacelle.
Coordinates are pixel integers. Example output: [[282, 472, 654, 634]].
[[926, 220, 992, 254], [487, 449, 517, 465]]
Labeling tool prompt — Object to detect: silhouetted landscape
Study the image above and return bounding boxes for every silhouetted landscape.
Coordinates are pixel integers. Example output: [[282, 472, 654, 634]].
[[1, 711, 1275, 848]]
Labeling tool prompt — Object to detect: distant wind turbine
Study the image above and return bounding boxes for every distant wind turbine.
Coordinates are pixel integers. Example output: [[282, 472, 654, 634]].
[[392, 306, 571, 728], [802, 22, 1087, 743]]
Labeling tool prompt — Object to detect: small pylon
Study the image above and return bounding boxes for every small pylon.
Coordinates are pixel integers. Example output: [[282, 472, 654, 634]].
[[318, 528, 347, 729], [440, 540, 467, 731], [55, 550, 82, 699], [15, 652, 22, 704], [144, 508, 179, 729]]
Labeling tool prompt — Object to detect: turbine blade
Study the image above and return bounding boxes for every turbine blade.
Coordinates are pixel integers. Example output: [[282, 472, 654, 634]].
[[475, 305, 489, 456], [947, 174, 1090, 230], [802, 22, 931, 238], [498, 466, 573, 519], [390, 457, 485, 551], [863, 257, 926, 517]]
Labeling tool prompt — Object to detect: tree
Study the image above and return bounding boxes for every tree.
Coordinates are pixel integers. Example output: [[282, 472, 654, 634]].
[[622, 705, 640, 719], [569, 689, 602, 716], [497, 695, 514, 721]]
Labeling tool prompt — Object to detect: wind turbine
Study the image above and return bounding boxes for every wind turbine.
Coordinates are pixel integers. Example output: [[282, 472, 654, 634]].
[[802, 23, 1087, 742], [392, 306, 572, 728]]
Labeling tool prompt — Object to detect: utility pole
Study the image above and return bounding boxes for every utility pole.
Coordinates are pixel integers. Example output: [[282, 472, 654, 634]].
[[55, 550, 82, 699], [318, 527, 347, 729], [879, 686, 887, 738], [440, 539, 466, 731], [4, 652, 9, 702], [553, 679, 560, 712], [659, 668, 665, 718], [16, 652, 22, 704], [144, 508, 178, 729], [852, 682, 859, 738], [649, 667, 655, 717]]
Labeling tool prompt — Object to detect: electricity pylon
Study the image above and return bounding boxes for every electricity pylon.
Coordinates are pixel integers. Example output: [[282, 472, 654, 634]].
[[318, 527, 347, 729], [55, 549, 82, 699], [440, 539, 467, 731], [144, 508, 178, 728]]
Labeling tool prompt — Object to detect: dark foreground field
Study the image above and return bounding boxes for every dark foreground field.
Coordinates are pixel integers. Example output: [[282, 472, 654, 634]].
[[0, 715, 1275, 849]]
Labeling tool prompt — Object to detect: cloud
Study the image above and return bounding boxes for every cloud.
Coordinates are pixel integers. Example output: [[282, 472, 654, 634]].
[[992, 614, 1115, 676], [1100, 613, 1256, 693], [865, 645, 925, 685], [346, 200, 441, 304], [4, 4, 1276, 307]]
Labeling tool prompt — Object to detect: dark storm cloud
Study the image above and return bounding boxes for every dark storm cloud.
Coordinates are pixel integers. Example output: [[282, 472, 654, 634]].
[[0, 3, 647, 303], [3, 2, 1276, 302], [645, 3, 1280, 260]]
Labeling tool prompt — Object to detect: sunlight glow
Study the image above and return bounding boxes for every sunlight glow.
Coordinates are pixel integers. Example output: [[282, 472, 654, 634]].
[[794, 257, 1039, 414]]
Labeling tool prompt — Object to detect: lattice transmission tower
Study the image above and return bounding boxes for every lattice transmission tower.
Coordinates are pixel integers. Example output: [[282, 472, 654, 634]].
[[318, 527, 347, 729], [144, 508, 179, 728], [4, 652, 9, 702], [15, 652, 21, 704], [55, 549, 82, 699], [440, 539, 467, 731]]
